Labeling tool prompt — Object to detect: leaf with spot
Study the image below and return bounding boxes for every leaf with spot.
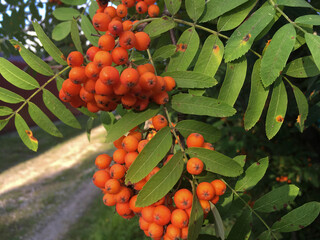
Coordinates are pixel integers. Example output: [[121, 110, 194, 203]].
[[164, 0, 181, 15], [0, 87, 25, 104], [224, 5, 275, 62], [52, 7, 80, 21], [235, 157, 268, 192], [200, 0, 249, 23], [265, 77, 288, 140], [167, 27, 200, 72], [227, 209, 252, 240], [253, 185, 300, 213], [32, 21, 67, 65], [185, 0, 205, 22], [289, 84, 308, 132], [81, 15, 99, 47], [187, 148, 243, 177], [125, 127, 172, 184], [260, 24, 296, 87], [194, 35, 224, 77], [218, 56, 247, 106], [233, 155, 246, 168], [284, 56, 320, 78], [52, 21, 71, 41], [162, 71, 217, 89], [211, 203, 225, 240], [105, 105, 159, 143], [0, 106, 13, 116], [295, 15, 320, 25], [172, 93, 236, 118], [71, 19, 83, 54], [175, 120, 221, 143], [277, 0, 313, 8], [9, 40, 54, 76], [305, 33, 320, 71], [217, 0, 257, 32], [271, 202, 320, 232], [188, 187, 203, 240], [28, 102, 63, 138], [152, 44, 176, 60], [136, 151, 184, 207], [0, 58, 40, 90], [15, 113, 38, 152], [144, 17, 176, 38], [42, 89, 81, 129], [244, 59, 269, 130]]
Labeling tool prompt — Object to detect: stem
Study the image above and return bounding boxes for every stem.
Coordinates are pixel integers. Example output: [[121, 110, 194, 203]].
[[146, 48, 157, 75], [132, 18, 160, 30], [224, 181, 279, 240], [5, 66, 70, 121], [268, 0, 308, 34]]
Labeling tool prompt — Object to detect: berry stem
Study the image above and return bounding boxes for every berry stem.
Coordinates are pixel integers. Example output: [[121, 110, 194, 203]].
[[146, 48, 157, 75], [4, 66, 71, 122]]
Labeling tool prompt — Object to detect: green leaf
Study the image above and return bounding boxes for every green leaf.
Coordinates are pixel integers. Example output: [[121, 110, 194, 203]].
[[136, 151, 184, 207], [253, 185, 300, 213], [9, 40, 54, 76], [0, 58, 40, 90], [100, 111, 116, 131], [60, 0, 86, 5], [218, 56, 247, 106], [52, 7, 80, 21], [164, 0, 181, 15], [71, 19, 83, 54], [86, 117, 95, 141], [217, 0, 257, 32], [162, 71, 217, 89], [0, 87, 25, 103], [0, 106, 13, 116], [55, 76, 64, 91], [185, 0, 205, 22], [175, 120, 221, 143], [52, 21, 71, 41], [295, 15, 320, 25], [105, 105, 159, 143], [260, 24, 296, 87], [233, 155, 246, 168], [28, 102, 63, 138], [194, 35, 224, 77], [271, 202, 320, 232], [187, 148, 243, 177], [284, 56, 320, 78], [32, 21, 67, 65], [277, 0, 313, 8], [15, 113, 38, 152], [188, 89, 205, 96], [144, 17, 176, 38], [188, 189, 203, 240], [153, 44, 176, 60], [125, 127, 172, 184], [244, 59, 269, 130], [224, 5, 275, 62], [172, 93, 236, 117], [227, 209, 252, 240], [89, 0, 99, 19], [0, 119, 9, 131], [42, 89, 81, 129], [256, 231, 272, 240], [81, 15, 99, 47], [290, 84, 308, 132], [293, 25, 313, 51], [305, 33, 320, 71], [211, 203, 225, 240], [265, 77, 288, 140], [167, 27, 200, 72], [235, 157, 269, 192], [200, 0, 249, 23]]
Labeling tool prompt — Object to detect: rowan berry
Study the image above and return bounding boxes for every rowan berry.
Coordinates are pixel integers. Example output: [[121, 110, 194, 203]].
[[116, 202, 132, 216], [163, 76, 176, 91], [116, 4, 128, 18], [136, 1, 148, 14], [87, 101, 100, 113], [153, 205, 171, 226], [148, 4, 160, 17], [98, 34, 115, 51], [67, 51, 84, 67], [95, 153, 112, 169], [104, 6, 117, 18], [59, 89, 71, 102], [152, 91, 169, 105], [93, 170, 111, 188], [122, 20, 133, 31], [108, 20, 123, 36], [196, 182, 215, 201], [119, 31, 137, 49], [122, 0, 135, 8], [186, 133, 205, 148], [142, 206, 155, 223], [85, 62, 100, 80], [122, 135, 139, 152], [187, 157, 204, 175], [62, 78, 81, 97], [99, 66, 120, 85], [103, 193, 117, 206], [135, 32, 151, 51], [93, 51, 112, 68], [174, 189, 193, 209], [113, 135, 125, 149], [92, 13, 111, 31], [115, 186, 132, 203], [110, 163, 126, 179], [113, 82, 130, 95], [129, 195, 143, 213], [120, 67, 140, 88], [113, 148, 127, 164], [105, 178, 121, 194], [152, 114, 168, 130], [148, 223, 163, 238], [139, 72, 157, 90], [95, 79, 114, 95], [211, 179, 226, 196], [84, 79, 96, 93], [166, 224, 181, 240], [171, 209, 189, 228], [112, 47, 128, 65]]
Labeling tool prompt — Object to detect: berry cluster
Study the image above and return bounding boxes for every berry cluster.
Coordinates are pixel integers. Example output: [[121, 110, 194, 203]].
[[92, 114, 227, 239], [59, 1, 175, 113]]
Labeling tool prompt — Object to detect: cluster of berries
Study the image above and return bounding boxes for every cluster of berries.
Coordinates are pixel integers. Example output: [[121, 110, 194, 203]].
[[91, 114, 226, 239], [276, 175, 292, 183], [59, 1, 175, 113]]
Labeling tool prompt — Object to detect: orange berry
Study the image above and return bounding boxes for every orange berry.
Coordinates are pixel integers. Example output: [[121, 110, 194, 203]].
[[152, 91, 169, 105], [134, 178, 147, 190], [137, 139, 149, 152], [104, 6, 117, 18], [87, 101, 100, 113], [153, 205, 171, 226], [202, 142, 215, 150], [93, 169, 111, 188], [92, 13, 111, 31], [120, 67, 140, 88], [166, 224, 181, 240], [196, 182, 215, 201], [186, 133, 205, 148], [119, 31, 137, 49], [84, 79, 96, 93], [103, 193, 117, 206], [146, 167, 160, 181], [67, 51, 83, 67], [144, 0, 156, 5], [163, 76, 176, 91], [152, 196, 166, 207], [93, 51, 112, 68], [211, 179, 226, 196], [148, 222, 163, 239], [135, 32, 151, 51], [113, 82, 130, 96], [171, 209, 189, 228], [122, 20, 133, 31], [85, 62, 100, 80], [152, 114, 168, 130], [187, 157, 204, 175], [125, 151, 138, 168], [129, 195, 143, 213], [122, 0, 135, 8], [116, 4, 128, 18], [113, 148, 127, 164], [139, 72, 157, 90], [115, 186, 132, 203], [116, 202, 132, 216], [121, 94, 137, 108], [181, 227, 188, 240], [137, 64, 150, 76], [211, 195, 219, 204], [113, 135, 125, 149], [112, 47, 128, 65], [62, 78, 81, 97], [133, 98, 150, 111], [128, 130, 142, 141], [110, 163, 126, 179], [98, 34, 115, 51], [108, 20, 123, 36], [144, 63, 155, 73], [86, 46, 100, 61], [99, 66, 120, 85], [122, 135, 139, 152], [199, 199, 211, 214], [59, 89, 71, 102], [148, 4, 160, 17], [153, 76, 166, 93], [136, 1, 148, 14], [95, 153, 112, 169], [163, 154, 173, 165], [95, 79, 114, 95], [69, 66, 87, 84], [142, 205, 155, 223], [139, 216, 150, 230], [105, 178, 121, 194], [174, 189, 193, 209]]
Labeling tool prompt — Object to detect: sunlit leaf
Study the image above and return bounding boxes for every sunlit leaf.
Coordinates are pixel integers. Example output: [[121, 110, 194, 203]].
[[53, 7, 80, 21], [0, 106, 13, 116], [185, 0, 205, 22], [0, 87, 25, 103], [144, 17, 176, 38], [52, 21, 71, 41]]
